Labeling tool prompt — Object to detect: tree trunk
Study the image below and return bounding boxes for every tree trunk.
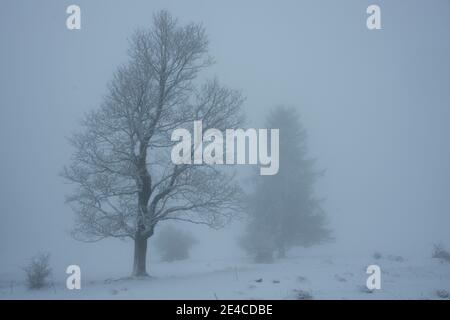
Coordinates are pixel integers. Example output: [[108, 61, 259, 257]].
[[132, 235, 148, 277]]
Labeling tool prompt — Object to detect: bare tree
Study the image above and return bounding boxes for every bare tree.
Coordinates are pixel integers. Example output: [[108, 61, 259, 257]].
[[62, 11, 244, 277]]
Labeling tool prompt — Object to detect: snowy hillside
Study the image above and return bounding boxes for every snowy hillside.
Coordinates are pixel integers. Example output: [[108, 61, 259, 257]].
[[2, 253, 449, 300]]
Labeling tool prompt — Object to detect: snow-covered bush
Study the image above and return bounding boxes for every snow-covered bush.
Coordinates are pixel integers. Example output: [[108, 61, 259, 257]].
[[293, 289, 313, 300], [239, 222, 275, 263], [23, 253, 52, 289], [373, 252, 382, 260], [436, 289, 449, 299], [155, 226, 197, 262], [432, 244, 450, 262]]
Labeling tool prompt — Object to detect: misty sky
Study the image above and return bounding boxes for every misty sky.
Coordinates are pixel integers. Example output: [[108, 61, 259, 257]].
[[1, 0, 450, 277]]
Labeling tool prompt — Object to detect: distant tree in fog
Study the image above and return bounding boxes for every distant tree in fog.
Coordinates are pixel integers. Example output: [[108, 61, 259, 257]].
[[240, 107, 331, 262], [155, 225, 197, 262], [62, 10, 244, 277]]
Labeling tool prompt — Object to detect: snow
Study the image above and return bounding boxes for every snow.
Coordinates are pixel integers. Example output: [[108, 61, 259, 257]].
[[1, 252, 450, 300]]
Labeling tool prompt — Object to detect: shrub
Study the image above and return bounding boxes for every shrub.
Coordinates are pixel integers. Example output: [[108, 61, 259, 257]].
[[239, 222, 276, 263], [432, 244, 450, 262], [155, 226, 197, 262], [23, 253, 52, 289], [373, 252, 382, 260], [436, 289, 449, 299], [293, 289, 313, 300]]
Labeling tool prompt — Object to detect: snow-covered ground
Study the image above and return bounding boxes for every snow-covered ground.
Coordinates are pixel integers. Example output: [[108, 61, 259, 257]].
[[1, 252, 450, 300]]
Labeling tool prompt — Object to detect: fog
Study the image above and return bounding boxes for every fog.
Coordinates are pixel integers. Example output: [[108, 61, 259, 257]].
[[1, 0, 450, 287]]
